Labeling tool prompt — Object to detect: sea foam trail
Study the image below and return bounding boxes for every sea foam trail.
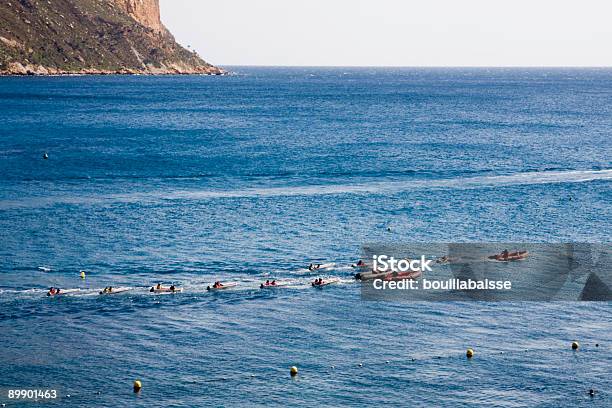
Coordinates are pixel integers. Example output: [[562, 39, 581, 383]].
[[173, 169, 612, 199], [1, 169, 610, 208]]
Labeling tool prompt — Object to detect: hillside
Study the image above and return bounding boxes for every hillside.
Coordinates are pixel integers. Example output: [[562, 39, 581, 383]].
[[0, 0, 223, 75]]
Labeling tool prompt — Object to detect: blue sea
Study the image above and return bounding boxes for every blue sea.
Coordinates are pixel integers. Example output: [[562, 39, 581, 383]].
[[0, 67, 611, 407]]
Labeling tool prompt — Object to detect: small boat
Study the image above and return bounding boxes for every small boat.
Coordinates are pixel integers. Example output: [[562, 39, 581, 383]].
[[47, 288, 79, 297], [311, 278, 340, 287], [207, 282, 239, 291], [355, 265, 424, 280], [99, 287, 131, 295], [354, 270, 388, 281], [488, 251, 529, 262], [308, 262, 335, 271], [260, 281, 288, 289], [382, 270, 422, 281], [435, 256, 450, 264], [149, 286, 183, 293], [38, 266, 52, 272]]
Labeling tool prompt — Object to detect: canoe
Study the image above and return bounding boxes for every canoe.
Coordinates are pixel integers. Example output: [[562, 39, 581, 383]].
[[260, 282, 288, 289], [311, 278, 340, 287], [207, 282, 239, 291], [150, 287, 183, 293], [308, 263, 335, 271], [488, 251, 529, 262], [47, 289, 79, 297], [354, 270, 388, 281], [382, 270, 422, 281], [356, 268, 424, 280], [99, 287, 131, 295]]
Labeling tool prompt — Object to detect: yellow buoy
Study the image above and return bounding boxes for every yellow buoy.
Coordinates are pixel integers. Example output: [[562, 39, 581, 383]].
[[466, 348, 474, 358], [80, 271, 86, 279], [133, 380, 142, 392], [571, 341, 579, 350], [290, 366, 298, 376]]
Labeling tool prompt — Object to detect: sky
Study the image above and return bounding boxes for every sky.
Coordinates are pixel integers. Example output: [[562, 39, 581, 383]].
[[161, 0, 612, 67]]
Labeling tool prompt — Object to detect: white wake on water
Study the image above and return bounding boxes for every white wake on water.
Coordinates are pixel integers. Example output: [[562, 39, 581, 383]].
[[167, 168, 612, 199], [2, 169, 610, 208]]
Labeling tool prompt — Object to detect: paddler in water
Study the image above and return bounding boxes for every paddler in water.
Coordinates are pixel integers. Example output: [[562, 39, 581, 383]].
[[261, 280, 278, 288], [47, 287, 60, 296], [207, 281, 224, 290], [436, 256, 449, 264], [149, 283, 163, 292]]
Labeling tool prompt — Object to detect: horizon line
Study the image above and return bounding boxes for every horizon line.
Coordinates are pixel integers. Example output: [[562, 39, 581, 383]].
[[217, 64, 612, 69]]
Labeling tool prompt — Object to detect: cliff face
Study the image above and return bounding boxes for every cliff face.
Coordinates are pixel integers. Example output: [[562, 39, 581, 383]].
[[0, 0, 223, 75], [114, 0, 164, 33]]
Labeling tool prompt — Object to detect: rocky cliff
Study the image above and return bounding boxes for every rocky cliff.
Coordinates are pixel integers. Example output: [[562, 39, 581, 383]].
[[115, 0, 164, 33], [0, 0, 223, 75]]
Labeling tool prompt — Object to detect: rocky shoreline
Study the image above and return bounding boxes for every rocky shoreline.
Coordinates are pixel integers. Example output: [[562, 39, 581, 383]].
[[0, 62, 226, 76]]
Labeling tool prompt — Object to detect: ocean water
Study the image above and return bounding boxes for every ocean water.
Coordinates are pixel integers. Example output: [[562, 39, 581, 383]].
[[0, 67, 611, 407]]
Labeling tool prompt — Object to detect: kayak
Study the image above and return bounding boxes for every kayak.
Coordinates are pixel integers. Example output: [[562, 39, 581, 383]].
[[308, 263, 335, 271], [207, 282, 239, 291], [382, 270, 422, 281], [150, 287, 183, 293], [355, 270, 388, 281], [47, 289, 79, 297], [311, 278, 340, 287], [356, 268, 423, 280], [260, 282, 288, 289], [488, 251, 529, 262], [99, 287, 131, 295]]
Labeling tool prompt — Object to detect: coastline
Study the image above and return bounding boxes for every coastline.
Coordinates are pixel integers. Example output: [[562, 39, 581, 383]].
[[0, 63, 227, 76]]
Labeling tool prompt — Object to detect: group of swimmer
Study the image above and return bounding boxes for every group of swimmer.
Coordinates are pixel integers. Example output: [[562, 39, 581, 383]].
[[101, 286, 115, 294]]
